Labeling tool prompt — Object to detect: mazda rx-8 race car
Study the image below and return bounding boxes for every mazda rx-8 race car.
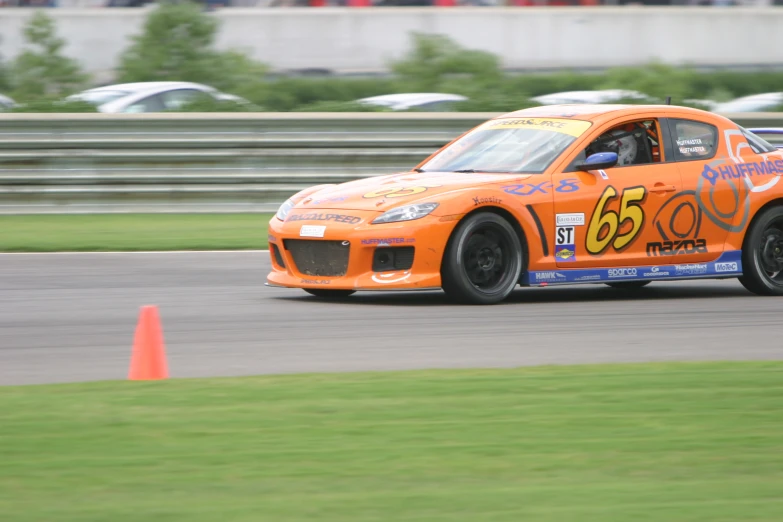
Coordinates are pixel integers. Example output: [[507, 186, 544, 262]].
[[266, 104, 783, 304]]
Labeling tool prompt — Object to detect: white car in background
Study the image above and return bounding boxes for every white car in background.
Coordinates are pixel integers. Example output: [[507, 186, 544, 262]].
[[357, 93, 468, 111], [713, 92, 783, 113], [530, 89, 653, 105], [67, 81, 249, 113], [0, 94, 16, 110]]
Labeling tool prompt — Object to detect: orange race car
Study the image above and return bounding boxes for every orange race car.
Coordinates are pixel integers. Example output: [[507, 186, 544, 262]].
[[266, 104, 783, 304]]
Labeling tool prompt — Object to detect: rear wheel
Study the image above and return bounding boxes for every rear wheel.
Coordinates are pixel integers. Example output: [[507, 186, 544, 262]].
[[605, 281, 651, 289], [303, 289, 355, 299], [738, 206, 783, 296], [441, 212, 523, 305]]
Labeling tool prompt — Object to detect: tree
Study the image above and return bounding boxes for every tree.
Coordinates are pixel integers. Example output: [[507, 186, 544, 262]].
[[10, 11, 89, 101], [390, 33, 502, 93], [116, 2, 268, 95]]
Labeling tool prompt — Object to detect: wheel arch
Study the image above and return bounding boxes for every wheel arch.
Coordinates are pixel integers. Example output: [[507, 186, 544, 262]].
[[741, 197, 783, 250], [441, 205, 531, 276]]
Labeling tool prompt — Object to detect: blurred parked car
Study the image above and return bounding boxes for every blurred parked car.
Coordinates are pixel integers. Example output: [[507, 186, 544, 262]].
[[531, 89, 653, 105], [713, 93, 783, 113], [357, 93, 468, 111], [0, 94, 16, 111], [66, 81, 250, 113]]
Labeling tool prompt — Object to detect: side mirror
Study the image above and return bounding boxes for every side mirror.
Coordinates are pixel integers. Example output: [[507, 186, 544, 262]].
[[576, 152, 618, 171]]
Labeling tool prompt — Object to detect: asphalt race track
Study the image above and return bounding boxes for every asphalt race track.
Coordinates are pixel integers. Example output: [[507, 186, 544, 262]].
[[1, 251, 782, 386]]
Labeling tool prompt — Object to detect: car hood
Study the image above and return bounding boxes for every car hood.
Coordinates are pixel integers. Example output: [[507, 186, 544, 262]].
[[293, 171, 532, 213]]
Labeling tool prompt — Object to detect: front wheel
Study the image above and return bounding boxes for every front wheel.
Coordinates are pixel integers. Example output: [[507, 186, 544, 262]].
[[303, 289, 355, 299], [441, 212, 523, 305], [738, 206, 783, 296], [605, 281, 651, 289]]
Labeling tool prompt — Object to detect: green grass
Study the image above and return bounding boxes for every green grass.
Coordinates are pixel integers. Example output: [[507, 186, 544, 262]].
[[0, 214, 273, 252], [1, 362, 782, 521]]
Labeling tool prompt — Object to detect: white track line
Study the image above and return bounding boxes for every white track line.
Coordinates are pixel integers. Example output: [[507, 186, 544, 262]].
[[0, 250, 270, 255]]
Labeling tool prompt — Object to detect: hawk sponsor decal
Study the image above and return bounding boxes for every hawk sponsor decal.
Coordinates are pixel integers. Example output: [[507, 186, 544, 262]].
[[675, 263, 708, 275], [535, 271, 567, 282], [299, 225, 326, 238], [715, 262, 739, 272], [646, 238, 707, 257], [361, 238, 415, 245], [288, 213, 361, 224], [503, 178, 581, 196], [556, 213, 585, 227], [555, 225, 576, 262], [473, 196, 501, 206], [701, 160, 783, 186], [607, 268, 638, 278]]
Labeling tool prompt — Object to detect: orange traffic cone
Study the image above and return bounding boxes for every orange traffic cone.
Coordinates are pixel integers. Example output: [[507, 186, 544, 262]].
[[128, 305, 169, 380]]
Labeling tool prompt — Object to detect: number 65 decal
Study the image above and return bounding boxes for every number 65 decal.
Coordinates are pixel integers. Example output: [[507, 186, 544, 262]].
[[586, 185, 647, 255]]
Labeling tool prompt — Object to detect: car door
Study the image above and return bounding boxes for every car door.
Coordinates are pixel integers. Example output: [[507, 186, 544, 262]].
[[551, 117, 684, 269], [660, 117, 729, 265]]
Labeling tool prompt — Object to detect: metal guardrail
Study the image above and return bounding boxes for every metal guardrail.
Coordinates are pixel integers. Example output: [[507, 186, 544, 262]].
[[1, 112, 782, 214]]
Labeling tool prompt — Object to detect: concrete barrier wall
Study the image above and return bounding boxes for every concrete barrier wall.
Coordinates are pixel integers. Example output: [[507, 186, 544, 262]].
[[1, 7, 783, 80]]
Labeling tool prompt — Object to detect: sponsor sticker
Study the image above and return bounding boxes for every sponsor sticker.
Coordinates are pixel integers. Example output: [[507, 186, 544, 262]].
[[556, 213, 585, 226], [535, 271, 567, 282], [715, 262, 739, 272], [642, 266, 671, 277], [480, 118, 592, 138], [555, 226, 576, 262], [607, 268, 638, 278], [555, 245, 576, 262], [300, 225, 326, 238], [575, 274, 602, 281], [675, 263, 708, 275]]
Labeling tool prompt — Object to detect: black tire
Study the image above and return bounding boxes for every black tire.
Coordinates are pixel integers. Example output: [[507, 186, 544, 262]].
[[738, 206, 783, 296], [441, 212, 523, 305], [605, 281, 651, 289], [303, 289, 356, 298]]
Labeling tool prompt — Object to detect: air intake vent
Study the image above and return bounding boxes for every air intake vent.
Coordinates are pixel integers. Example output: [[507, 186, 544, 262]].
[[372, 246, 414, 272]]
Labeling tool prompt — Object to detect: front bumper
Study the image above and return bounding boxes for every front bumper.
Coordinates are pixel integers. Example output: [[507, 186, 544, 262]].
[[266, 210, 456, 290]]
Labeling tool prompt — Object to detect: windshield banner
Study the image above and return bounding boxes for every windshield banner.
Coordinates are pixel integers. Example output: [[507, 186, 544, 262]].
[[479, 118, 592, 138]]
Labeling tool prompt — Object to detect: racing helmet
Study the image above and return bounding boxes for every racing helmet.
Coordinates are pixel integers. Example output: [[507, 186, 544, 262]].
[[611, 130, 638, 166], [591, 126, 639, 166]]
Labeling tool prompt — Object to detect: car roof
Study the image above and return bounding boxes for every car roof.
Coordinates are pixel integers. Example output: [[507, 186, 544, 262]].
[[494, 103, 726, 125], [531, 89, 650, 105], [83, 81, 214, 94]]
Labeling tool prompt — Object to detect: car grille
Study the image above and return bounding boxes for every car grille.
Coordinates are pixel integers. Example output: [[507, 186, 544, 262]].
[[283, 239, 350, 277]]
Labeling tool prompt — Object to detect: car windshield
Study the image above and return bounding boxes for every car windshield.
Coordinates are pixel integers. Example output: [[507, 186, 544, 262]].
[[419, 117, 593, 174], [76, 90, 132, 105]]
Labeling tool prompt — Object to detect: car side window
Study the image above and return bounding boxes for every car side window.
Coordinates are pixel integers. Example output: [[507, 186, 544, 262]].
[[739, 126, 778, 154], [159, 89, 207, 110], [124, 94, 166, 113], [668, 119, 717, 161], [582, 119, 662, 167]]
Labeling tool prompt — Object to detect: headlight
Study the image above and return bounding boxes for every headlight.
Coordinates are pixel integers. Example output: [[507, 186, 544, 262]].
[[372, 203, 439, 224], [275, 198, 295, 221]]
